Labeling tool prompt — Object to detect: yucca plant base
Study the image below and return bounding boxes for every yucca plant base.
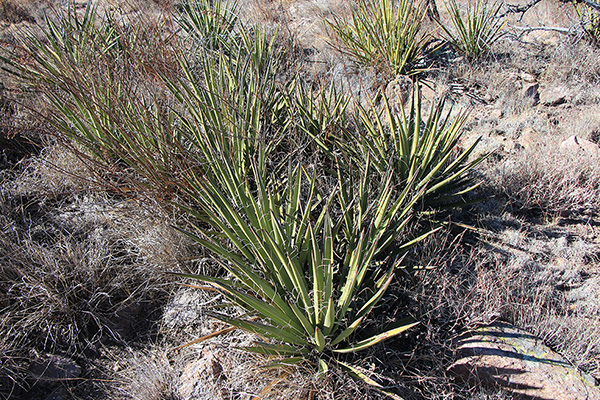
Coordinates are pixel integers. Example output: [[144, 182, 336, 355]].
[[172, 159, 427, 395]]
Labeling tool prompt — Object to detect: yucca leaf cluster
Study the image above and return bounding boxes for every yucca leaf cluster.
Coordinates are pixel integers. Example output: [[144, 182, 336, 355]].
[[326, 0, 430, 76], [353, 92, 484, 207], [1, 0, 484, 391], [439, 0, 505, 60]]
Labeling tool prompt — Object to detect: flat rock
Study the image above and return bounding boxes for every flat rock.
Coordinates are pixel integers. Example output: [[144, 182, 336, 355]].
[[560, 135, 599, 159], [521, 83, 540, 107], [540, 86, 570, 106], [449, 323, 600, 400], [178, 349, 224, 400], [520, 71, 537, 83], [29, 354, 81, 382]]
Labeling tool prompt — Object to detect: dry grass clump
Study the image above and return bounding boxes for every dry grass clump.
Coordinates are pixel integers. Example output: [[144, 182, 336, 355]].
[[0, 0, 35, 24], [116, 342, 380, 400], [115, 347, 183, 400], [487, 141, 600, 218], [0, 146, 193, 399], [544, 38, 600, 86], [115, 287, 385, 400]]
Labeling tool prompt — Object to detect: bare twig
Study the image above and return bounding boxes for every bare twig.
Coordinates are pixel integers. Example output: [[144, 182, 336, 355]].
[[508, 24, 574, 34], [500, 0, 544, 21], [425, 0, 440, 22]]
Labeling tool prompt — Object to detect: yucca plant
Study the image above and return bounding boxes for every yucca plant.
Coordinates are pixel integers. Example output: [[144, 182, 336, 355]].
[[1, 3, 482, 396], [575, 2, 600, 45], [0, 5, 185, 194], [350, 89, 485, 207], [177, 0, 239, 51], [439, 0, 505, 60], [164, 27, 292, 186], [326, 0, 430, 76], [1, 4, 290, 196], [175, 152, 433, 394], [290, 81, 351, 160]]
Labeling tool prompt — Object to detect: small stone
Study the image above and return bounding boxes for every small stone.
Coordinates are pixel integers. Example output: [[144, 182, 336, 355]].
[[420, 83, 437, 104], [560, 135, 599, 159], [29, 354, 81, 381], [520, 71, 536, 83], [385, 76, 413, 109], [503, 139, 524, 153], [518, 127, 541, 150], [540, 86, 570, 106], [449, 323, 600, 400], [178, 349, 224, 400], [489, 109, 503, 119], [521, 82, 540, 106]]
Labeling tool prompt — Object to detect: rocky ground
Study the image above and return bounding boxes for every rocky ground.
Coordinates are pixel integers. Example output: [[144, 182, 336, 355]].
[[1, 0, 599, 399]]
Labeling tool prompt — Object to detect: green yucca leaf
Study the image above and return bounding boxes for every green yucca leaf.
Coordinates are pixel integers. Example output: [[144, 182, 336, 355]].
[[262, 357, 306, 369], [575, 3, 600, 44], [337, 360, 406, 400], [243, 342, 310, 356], [173, 272, 305, 334], [212, 312, 308, 346], [333, 321, 419, 353], [315, 327, 326, 352]]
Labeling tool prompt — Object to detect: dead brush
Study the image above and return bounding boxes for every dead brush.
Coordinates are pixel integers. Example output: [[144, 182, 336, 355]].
[[0, 0, 35, 24], [489, 141, 600, 218], [0, 154, 186, 398]]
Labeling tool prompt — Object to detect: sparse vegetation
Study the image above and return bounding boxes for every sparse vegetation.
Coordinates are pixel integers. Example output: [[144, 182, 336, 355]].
[[2, 0, 483, 397], [0, 0, 599, 399]]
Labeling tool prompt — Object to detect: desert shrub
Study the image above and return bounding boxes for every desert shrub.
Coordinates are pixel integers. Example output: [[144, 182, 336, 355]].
[[489, 143, 600, 218], [439, 0, 505, 60], [326, 0, 430, 76], [0, 185, 176, 397]]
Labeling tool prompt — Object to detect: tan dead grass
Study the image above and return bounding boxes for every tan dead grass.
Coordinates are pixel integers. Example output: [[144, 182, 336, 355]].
[[488, 139, 600, 218], [0, 144, 196, 399], [397, 220, 600, 398]]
